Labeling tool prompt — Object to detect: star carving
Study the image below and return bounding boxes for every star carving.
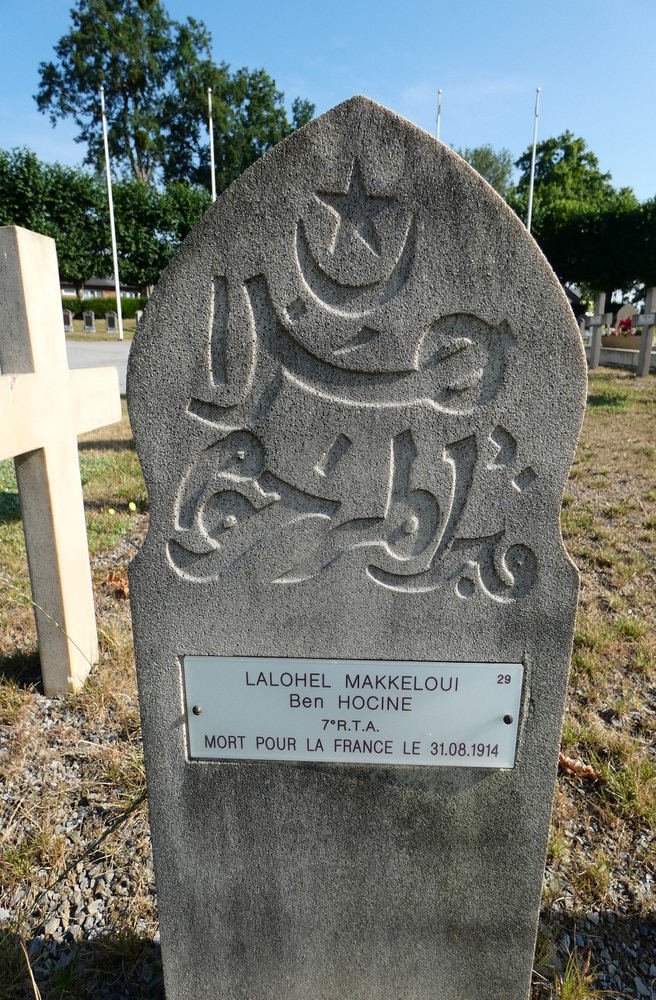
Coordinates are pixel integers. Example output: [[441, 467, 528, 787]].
[[315, 160, 394, 258]]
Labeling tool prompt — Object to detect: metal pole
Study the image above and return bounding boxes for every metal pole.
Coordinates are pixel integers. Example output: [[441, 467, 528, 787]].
[[526, 87, 541, 234], [436, 89, 442, 141], [208, 87, 217, 203], [100, 86, 124, 341]]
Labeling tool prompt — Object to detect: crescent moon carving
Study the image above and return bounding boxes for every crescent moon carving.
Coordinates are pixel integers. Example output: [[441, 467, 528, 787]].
[[294, 217, 416, 319]]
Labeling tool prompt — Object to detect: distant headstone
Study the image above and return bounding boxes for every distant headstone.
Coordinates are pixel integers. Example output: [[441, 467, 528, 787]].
[[83, 309, 95, 333], [0, 227, 121, 695], [128, 96, 587, 1000], [615, 303, 635, 326], [105, 310, 118, 333], [62, 308, 74, 333]]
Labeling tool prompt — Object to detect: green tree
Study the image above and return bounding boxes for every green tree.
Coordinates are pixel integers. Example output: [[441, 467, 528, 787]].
[[160, 181, 212, 247], [35, 0, 315, 188], [637, 198, 656, 290], [111, 179, 167, 290], [454, 145, 514, 199], [510, 132, 641, 298], [291, 98, 315, 131], [162, 66, 315, 191], [111, 179, 213, 289], [42, 162, 106, 296], [510, 130, 623, 230], [0, 148, 50, 232], [0, 148, 105, 295]]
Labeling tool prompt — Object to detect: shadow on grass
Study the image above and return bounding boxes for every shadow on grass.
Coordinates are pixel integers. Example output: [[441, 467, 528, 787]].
[[586, 391, 630, 412], [0, 929, 163, 1000], [0, 491, 21, 525], [0, 648, 43, 691], [78, 438, 136, 453]]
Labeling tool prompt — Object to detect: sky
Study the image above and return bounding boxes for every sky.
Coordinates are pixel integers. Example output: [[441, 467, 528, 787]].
[[1, 0, 655, 201]]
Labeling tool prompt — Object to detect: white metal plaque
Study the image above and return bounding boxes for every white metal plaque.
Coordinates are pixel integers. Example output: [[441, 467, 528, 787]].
[[183, 657, 523, 768]]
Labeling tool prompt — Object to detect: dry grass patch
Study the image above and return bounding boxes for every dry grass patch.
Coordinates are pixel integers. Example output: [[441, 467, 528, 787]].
[[1, 370, 654, 997]]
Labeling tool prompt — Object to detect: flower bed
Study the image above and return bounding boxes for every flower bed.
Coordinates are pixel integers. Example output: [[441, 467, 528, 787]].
[[602, 335, 640, 351]]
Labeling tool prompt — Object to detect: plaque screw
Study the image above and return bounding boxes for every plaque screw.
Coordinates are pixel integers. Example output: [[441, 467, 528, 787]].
[[236, 450, 246, 461], [192, 705, 203, 715], [503, 714, 513, 725]]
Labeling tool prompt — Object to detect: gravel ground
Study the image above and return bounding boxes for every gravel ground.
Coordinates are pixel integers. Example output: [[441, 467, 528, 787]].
[[1, 681, 654, 998], [2, 367, 655, 997]]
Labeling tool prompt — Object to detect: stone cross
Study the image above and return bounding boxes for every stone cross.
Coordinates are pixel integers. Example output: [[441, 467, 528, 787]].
[[128, 96, 586, 1000], [635, 286, 656, 377], [0, 227, 122, 696], [585, 291, 613, 369]]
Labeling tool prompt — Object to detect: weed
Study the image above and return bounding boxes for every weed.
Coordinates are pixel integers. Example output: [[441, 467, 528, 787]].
[[553, 945, 605, 1000], [587, 390, 630, 412], [613, 615, 647, 639], [571, 851, 611, 902]]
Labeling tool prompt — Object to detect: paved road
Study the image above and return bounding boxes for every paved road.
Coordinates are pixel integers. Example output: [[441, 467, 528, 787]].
[[66, 340, 131, 393]]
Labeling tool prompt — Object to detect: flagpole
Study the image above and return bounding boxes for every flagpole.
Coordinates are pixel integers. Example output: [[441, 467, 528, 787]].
[[526, 87, 541, 234], [100, 86, 123, 341], [436, 89, 442, 141], [208, 87, 217, 203]]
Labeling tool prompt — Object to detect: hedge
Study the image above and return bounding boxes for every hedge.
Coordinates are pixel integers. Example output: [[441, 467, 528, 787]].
[[61, 296, 148, 319]]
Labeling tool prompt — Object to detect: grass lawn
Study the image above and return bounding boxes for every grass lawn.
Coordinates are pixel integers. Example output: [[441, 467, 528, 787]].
[[64, 317, 137, 342], [0, 369, 654, 998]]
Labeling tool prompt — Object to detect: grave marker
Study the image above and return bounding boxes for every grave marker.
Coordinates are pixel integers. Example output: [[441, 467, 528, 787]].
[[128, 97, 587, 1000], [615, 302, 635, 326], [585, 292, 613, 369], [0, 226, 122, 696], [635, 287, 656, 377], [83, 309, 95, 333], [105, 310, 117, 334], [62, 307, 74, 333]]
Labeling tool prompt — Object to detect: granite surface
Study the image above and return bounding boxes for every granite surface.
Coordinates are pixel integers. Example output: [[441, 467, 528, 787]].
[[127, 95, 587, 999]]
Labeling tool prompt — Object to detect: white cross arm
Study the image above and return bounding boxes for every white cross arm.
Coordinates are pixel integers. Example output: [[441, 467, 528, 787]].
[[0, 366, 121, 462]]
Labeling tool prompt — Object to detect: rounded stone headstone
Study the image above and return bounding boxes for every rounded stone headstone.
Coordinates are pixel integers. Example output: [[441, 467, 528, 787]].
[[128, 96, 587, 1000]]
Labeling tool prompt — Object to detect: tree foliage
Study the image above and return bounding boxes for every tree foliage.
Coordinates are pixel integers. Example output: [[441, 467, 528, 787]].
[[0, 148, 210, 291], [0, 148, 104, 295], [510, 131, 643, 298], [35, 0, 314, 188], [454, 144, 515, 199], [162, 64, 305, 191]]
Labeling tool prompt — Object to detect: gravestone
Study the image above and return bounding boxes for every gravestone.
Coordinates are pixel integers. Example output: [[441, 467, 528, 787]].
[[128, 96, 587, 1000], [105, 310, 117, 334], [62, 308, 74, 332], [615, 302, 635, 327], [0, 227, 122, 695], [83, 309, 95, 333]]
